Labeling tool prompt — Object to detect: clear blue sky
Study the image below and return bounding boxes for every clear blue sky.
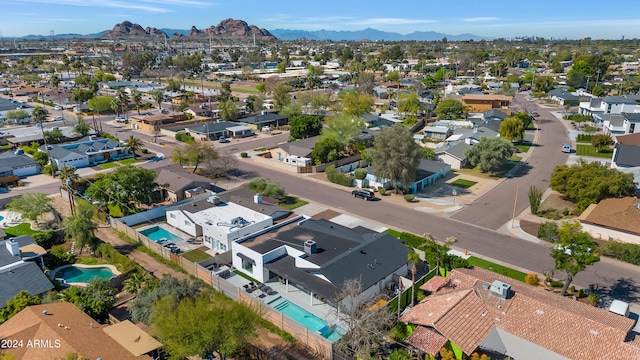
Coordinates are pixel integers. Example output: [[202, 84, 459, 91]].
[[2, 0, 639, 39]]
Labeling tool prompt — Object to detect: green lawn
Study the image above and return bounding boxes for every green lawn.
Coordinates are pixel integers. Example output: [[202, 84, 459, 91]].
[[383, 229, 402, 238], [278, 196, 309, 210], [467, 257, 527, 282], [4, 222, 42, 237], [507, 156, 522, 162], [449, 179, 478, 189], [118, 158, 139, 165], [231, 85, 261, 95], [98, 162, 119, 169], [181, 249, 212, 263], [514, 143, 532, 153], [575, 144, 613, 158]]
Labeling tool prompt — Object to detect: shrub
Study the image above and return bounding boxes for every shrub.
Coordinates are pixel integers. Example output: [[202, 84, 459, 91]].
[[537, 221, 559, 242], [525, 273, 539, 286], [32, 230, 60, 249], [247, 178, 285, 199], [403, 194, 415, 202], [43, 164, 57, 176], [353, 168, 368, 180], [578, 289, 585, 297], [379, 187, 386, 195], [102, 133, 118, 141], [569, 285, 576, 293], [240, 152, 248, 158], [175, 131, 194, 143], [140, 148, 148, 154], [325, 165, 353, 187], [588, 293, 601, 306], [600, 240, 640, 265], [549, 281, 564, 288]]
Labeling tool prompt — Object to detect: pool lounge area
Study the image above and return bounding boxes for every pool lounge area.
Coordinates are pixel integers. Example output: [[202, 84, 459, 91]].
[[268, 297, 342, 341]]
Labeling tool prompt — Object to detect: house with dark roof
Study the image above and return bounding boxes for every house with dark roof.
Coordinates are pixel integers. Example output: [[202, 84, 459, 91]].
[[365, 159, 451, 193], [548, 87, 580, 105], [165, 187, 291, 252], [153, 163, 215, 202], [400, 267, 640, 359], [0, 150, 40, 177], [435, 142, 472, 169], [363, 113, 397, 129], [268, 136, 319, 162], [238, 112, 288, 130], [482, 109, 508, 122], [0, 235, 51, 306], [232, 218, 409, 308], [39, 136, 130, 169], [165, 120, 254, 141], [0, 302, 161, 360]]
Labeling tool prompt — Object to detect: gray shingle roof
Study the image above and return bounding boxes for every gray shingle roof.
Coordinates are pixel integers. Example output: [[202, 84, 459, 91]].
[[0, 261, 53, 306], [614, 143, 640, 167], [436, 142, 471, 161], [0, 151, 39, 174], [240, 113, 287, 125]]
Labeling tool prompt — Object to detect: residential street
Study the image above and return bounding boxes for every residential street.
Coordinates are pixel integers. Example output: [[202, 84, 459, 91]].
[[450, 92, 571, 230]]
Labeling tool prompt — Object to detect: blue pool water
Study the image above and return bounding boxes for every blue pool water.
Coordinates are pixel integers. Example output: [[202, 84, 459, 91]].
[[140, 226, 182, 242], [268, 297, 342, 341], [0, 216, 4, 222], [56, 266, 116, 283]]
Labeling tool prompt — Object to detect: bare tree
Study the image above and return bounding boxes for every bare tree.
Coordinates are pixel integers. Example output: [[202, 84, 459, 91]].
[[331, 278, 396, 359]]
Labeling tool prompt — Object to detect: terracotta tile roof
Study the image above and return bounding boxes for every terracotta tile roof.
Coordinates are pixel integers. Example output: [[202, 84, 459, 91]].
[[579, 197, 640, 236], [402, 267, 640, 358], [405, 326, 448, 355], [420, 275, 447, 293], [0, 303, 145, 360], [616, 132, 640, 146]]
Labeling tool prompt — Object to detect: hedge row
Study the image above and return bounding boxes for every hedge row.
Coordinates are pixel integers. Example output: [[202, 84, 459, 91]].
[[601, 240, 640, 265], [326, 165, 353, 187]]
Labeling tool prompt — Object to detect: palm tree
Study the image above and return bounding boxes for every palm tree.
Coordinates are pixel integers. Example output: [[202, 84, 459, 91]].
[[150, 88, 164, 110], [73, 116, 92, 137], [123, 272, 148, 294], [123, 135, 143, 159], [407, 247, 421, 306], [131, 89, 142, 115], [59, 166, 79, 215], [117, 90, 130, 121], [31, 106, 47, 123]]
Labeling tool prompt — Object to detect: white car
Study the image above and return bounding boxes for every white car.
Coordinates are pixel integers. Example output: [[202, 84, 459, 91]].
[[52, 116, 63, 121], [54, 106, 62, 111], [116, 117, 126, 123]]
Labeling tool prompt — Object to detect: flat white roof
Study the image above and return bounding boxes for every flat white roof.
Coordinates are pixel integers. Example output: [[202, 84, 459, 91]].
[[192, 202, 271, 233]]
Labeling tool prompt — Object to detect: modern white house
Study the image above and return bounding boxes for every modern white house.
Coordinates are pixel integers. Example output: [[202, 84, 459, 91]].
[[231, 219, 410, 310], [579, 96, 639, 116], [165, 188, 291, 252]]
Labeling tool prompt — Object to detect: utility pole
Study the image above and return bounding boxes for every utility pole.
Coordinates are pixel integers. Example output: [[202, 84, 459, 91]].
[[595, 69, 602, 88]]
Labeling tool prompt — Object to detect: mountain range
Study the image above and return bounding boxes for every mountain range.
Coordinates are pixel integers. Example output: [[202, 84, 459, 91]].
[[9, 20, 486, 41]]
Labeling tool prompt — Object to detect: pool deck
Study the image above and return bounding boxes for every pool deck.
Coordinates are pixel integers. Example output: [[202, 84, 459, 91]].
[[49, 264, 121, 287], [0, 210, 23, 228], [137, 223, 208, 254]]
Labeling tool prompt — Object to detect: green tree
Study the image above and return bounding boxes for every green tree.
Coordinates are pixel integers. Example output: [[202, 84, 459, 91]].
[[307, 65, 324, 90], [323, 114, 366, 149], [370, 124, 421, 194], [272, 83, 292, 110], [551, 222, 600, 296], [407, 247, 421, 306], [58, 279, 117, 319], [31, 106, 47, 123], [398, 92, 421, 119], [245, 94, 264, 113], [85, 166, 157, 214], [311, 137, 342, 165], [73, 116, 92, 137], [0, 291, 41, 324], [420, 147, 436, 160], [123, 272, 151, 294], [247, 178, 285, 199], [123, 135, 143, 159], [130, 277, 204, 325], [276, 61, 287, 74], [44, 128, 65, 144], [219, 81, 232, 102], [339, 89, 374, 116], [218, 100, 239, 121], [32, 151, 49, 166], [63, 201, 98, 253], [435, 98, 464, 119], [388, 349, 412, 360], [255, 82, 266, 95], [465, 137, 516, 173], [498, 117, 525, 141], [150, 89, 165, 110], [151, 293, 258, 360], [59, 165, 79, 216], [528, 185, 543, 215], [6, 192, 52, 223], [550, 161, 635, 211], [171, 141, 219, 173], [130, 89, 143, 115], [289, 114, 322, 140], [591, 134, 612, 151]]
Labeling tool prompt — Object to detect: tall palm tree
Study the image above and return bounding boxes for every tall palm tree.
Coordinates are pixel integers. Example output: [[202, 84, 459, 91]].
[[123, 135, 143, 159], [407, 247, 421, 306], [110, 97, 121, 117], [131, 89, 142, 115], [117, 90, 130, 121], [59, 166, 79, 215], [150, 88, 164, 110]]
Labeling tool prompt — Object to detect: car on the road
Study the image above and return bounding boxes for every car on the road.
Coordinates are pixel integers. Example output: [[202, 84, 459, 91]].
[[531, 111, 540, 117], [562, 143, 571, 153], [219, 137, 230, 143], [351, 189, 375, 201], [52, 116, 63, 121], [53, 106, 62, 110], [116, 117, 126, 123]]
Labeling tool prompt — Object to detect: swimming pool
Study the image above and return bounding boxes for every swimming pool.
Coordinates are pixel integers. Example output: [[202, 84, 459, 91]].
[[139, 226, 182, 243], [50, 264, 120, 285], [268, 297, 342, 342], [0, 215, 4, 222]]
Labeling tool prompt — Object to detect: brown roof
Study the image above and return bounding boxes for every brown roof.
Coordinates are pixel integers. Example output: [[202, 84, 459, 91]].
[[402, 267, 640, 358], [405, 326, 448, 355], [579, 197, 640, 236], [616, 132, 640, 146], [462, 94, 512, 101], [154, 163, 213, 192], [0, 303, 146, 360], [103, 320, 162, 357]]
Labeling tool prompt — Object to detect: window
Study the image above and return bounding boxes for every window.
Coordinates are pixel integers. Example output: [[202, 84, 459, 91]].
[[184, 220, 191, 226], [169, 213, 176, 219], [241, 258, 253, 272], [631, 123, 636, 133]]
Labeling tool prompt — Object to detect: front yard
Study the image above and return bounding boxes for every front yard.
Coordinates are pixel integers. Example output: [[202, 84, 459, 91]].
[[575, 144, 613, 158], [455, 163, 516, 179]]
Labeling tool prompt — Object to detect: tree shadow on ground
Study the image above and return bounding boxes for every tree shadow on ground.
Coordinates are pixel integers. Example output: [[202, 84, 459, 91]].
[[595, 278, 640, 303]]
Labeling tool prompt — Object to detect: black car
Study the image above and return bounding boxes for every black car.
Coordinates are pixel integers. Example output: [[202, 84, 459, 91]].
[[351, 189, 375, 200]]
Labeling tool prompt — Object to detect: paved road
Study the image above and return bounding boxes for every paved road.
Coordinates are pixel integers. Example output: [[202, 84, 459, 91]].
[[450, 93, 571, 230], [234, 159, 640, 303]]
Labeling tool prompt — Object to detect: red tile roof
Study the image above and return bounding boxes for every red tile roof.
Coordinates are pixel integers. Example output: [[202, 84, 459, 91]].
[[403, 267, 640, 359], [616, 132, 640, 146], [405, 326, 448, 355]]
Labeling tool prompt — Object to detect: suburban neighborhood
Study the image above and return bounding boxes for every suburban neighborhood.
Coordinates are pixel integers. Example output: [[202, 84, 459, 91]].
[[1, 13, 640, 360]]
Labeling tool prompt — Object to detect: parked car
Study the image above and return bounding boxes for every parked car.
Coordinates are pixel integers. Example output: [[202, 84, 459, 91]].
[[53, 106, 62, 110], [219, 137, 230, 143], [52, 116, 63, 121], [562, 143, 571, 153], [351, 189, 375, 201], [115, 117, 126, 123]]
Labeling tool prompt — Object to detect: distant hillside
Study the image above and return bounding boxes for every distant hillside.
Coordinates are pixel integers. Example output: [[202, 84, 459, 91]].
[[270, 28, 488, 41]]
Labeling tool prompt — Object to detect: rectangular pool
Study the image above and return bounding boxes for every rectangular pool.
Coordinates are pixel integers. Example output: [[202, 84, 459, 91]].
[[139, 226, 183, 243], [268, 297, 341, 342]]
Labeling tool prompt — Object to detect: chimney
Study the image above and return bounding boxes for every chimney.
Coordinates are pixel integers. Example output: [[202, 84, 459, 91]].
[[5, 240, 20, 256], [304, 240, 317, 255], [254, 194, 262, 204]]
